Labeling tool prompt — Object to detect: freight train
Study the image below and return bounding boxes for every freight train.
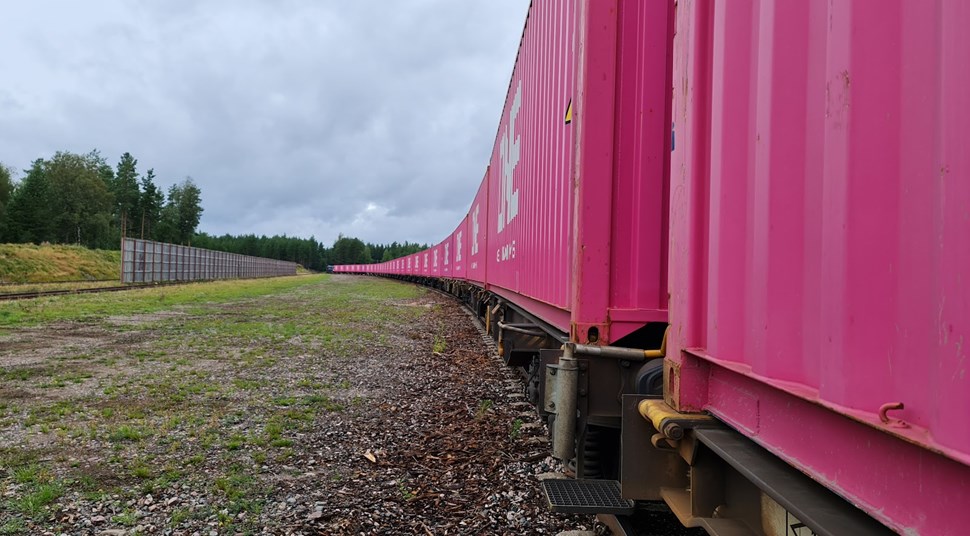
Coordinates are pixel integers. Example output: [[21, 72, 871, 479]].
[[334, 1, 970, 534]]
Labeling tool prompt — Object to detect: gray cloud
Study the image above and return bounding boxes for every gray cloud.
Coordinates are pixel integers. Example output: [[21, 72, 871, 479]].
[[0, 0, 528, 245]]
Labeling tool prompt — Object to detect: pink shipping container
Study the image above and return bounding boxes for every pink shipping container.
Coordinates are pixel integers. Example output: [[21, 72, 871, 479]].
[[483, 0, 671, 344], [440, 233, 453, 279], [465, 171, 489, 284], [667, 1, 970, 533], [450, 216, 468, 280], [430, 244, 441, 277], [420, 250, 431, 277]]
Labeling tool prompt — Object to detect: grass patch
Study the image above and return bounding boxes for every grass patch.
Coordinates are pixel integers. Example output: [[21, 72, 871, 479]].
[[6, 473, 65, 520], [108, 425, 147, 442], [475, 399, 493, 420], [0, 243, 120, 284], [12, 464, 45, 484], [304, 394, 342, 411], [170, 508, 190, 526], [10, 482, 64, 517], [273, 396, 298, 407], [0, 275, 329, 328], [232, 378, 263, 390], [112, 509, 137, 526], [0, 518, 26, 534], [131, 464, 153, 480], [510, 418, 524, 439], [0, 275, 433, 534], [225, 434, 246, 451], [0, 366, 49, 382], [213, 469, 256, 502]]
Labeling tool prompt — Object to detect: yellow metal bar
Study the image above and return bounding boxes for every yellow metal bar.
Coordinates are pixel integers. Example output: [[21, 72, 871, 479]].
[[638, 399, 712, 440]]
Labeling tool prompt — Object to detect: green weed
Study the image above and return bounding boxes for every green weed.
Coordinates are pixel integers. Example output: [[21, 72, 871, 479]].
[[475, 399, 493, 420]]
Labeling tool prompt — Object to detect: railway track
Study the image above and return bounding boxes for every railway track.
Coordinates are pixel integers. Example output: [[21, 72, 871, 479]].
[[0, 284, 143, 301]]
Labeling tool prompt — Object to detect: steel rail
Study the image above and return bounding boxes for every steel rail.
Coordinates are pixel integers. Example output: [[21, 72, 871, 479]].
[[0, 280, 220, 302]]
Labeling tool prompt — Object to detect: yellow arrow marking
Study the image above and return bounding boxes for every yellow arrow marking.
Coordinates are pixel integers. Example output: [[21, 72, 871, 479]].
[[564, 99, 572, 124]]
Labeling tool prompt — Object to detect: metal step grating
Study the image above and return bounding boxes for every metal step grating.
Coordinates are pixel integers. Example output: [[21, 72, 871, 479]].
[[542, 479, 635, 515]]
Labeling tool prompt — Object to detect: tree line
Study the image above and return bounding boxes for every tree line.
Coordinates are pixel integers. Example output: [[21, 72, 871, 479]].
[[193, 234, 428, 272], [0, 152, 427, 271], [0, 151, 202, 249]]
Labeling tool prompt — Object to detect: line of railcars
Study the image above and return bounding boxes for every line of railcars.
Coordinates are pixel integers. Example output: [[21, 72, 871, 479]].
[[334, 1, 970, 534]]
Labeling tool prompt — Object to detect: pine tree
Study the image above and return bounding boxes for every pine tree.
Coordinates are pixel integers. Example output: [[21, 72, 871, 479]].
[[138, 169, 164, 240], [3, 159, 54, 243], [160, 178, 204, 245], [113, 153, 141, 237]]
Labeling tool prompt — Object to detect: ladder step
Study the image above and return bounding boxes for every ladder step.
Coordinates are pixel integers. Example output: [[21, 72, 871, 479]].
[[542, 479, 635, 515]]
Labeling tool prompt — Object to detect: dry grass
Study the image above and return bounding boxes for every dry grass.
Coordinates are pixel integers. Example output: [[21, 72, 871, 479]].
[[0, 244, 120, 284]]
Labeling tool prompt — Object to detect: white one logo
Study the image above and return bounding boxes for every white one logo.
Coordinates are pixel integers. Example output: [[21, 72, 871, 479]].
[[424, 253, 429, 269], [444, 243, 450, 265], [471, 204, 481, 255], [433, 249, 439, 268], [456, 231, 463, 262], [498, 81, 522, 233]]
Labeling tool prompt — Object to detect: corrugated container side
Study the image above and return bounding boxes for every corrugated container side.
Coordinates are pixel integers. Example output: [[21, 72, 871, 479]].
[[485, 0, 576, 331], [611, 0, 671, 330], [420, 249, 431, 277], [667, 1, 970, 533], [476, 0, 670, 341], [571, 0, 672, 343], [466, 171, 490, 284], [430, 243, 441, 277], [451, 216, 468, 280], [440, 231, 453, 279]]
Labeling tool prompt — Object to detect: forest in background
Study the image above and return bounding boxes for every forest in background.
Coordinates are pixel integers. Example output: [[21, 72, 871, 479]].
[[0, 154, 426, 272], [0, 151, 200, 249]]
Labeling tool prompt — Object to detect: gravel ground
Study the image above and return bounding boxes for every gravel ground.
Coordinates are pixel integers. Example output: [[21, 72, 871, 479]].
[[0, 275, 614, 535], [0, 275, 702, 535]]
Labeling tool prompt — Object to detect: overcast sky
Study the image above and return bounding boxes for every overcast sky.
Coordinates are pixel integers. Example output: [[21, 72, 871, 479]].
[[0, 1, 530, 246]]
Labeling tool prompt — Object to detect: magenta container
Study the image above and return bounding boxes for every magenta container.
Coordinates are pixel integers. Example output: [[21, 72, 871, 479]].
[[439, 238, 451, 279], [330, 0, 670, 344], [483, 0, 577, 334], [465, 173, 490, 284], [440, 218, 465, 280], [667, 1, 970, 533], [420, 250, 431, 277], [430, 243, 442, 277], [482, 0, 670, 343], [449, 216, 468, 280]]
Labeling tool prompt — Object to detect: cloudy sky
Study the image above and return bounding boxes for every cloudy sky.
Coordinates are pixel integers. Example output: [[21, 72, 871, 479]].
[[0, 0, 530, 246]]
